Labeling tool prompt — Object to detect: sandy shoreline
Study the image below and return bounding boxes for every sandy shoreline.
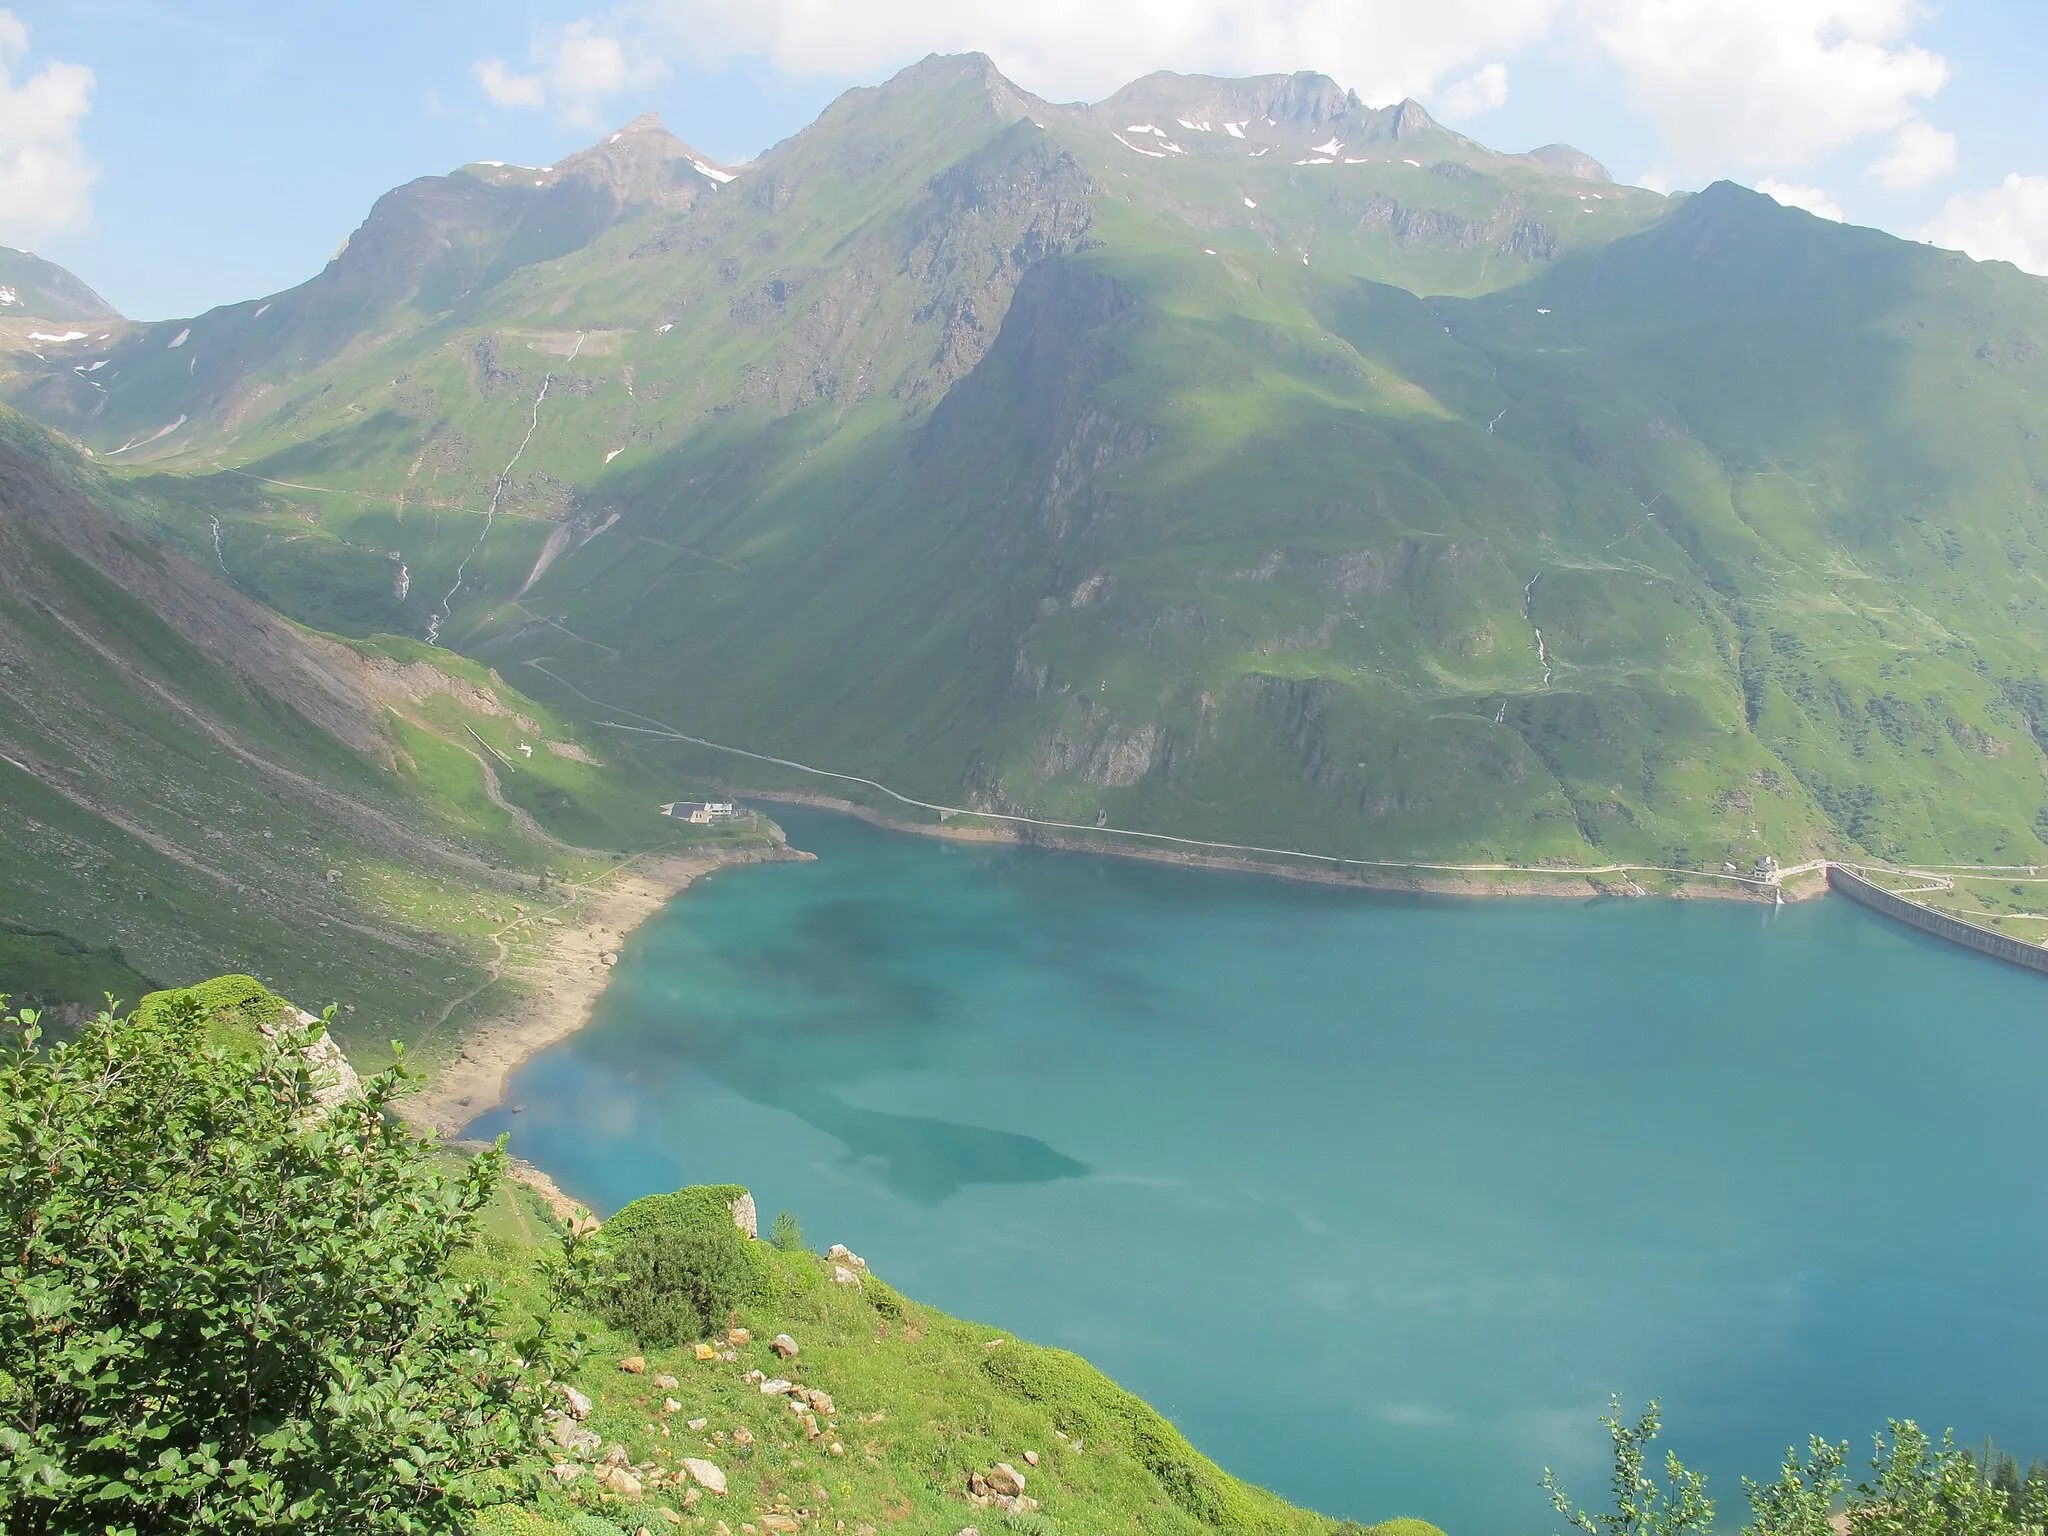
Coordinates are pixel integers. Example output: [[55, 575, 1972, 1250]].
[[400, 841, 805, 1137], [738, 787, 1825, 905]]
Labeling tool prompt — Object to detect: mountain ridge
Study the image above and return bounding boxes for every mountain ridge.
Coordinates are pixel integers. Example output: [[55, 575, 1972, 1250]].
[[3, 54, 2042, 879], [0, 247, 120, 323]]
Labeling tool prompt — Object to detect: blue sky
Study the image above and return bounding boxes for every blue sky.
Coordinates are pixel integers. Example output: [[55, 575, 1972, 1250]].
[[7, 0, 2044, 319]]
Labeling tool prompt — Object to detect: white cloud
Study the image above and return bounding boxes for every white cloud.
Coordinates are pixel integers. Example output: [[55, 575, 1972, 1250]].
[[1586, 0, 1947, 176], [475, 58, 547, 109], [1867, 117, 1956, 188], [492, 0, 1564, 118], [553, 21, 633, 97], [1919, 174, 2048, 277], [474, 19, 665, 126], [0, 11, 95, 242], [1438, 62, 1509, 120], [1755, 179, 1845, 221]]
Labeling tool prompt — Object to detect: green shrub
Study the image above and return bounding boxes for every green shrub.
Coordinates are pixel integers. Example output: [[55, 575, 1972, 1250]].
[[0, 995, 569, 1534], [864, 1274, 910, 1320], [596, 1184, 771, 1347], [134, 971, 292, 1057], [469, 1510, 570, 1536], [469, 1509, 622, 1536], [770, 1208, 805, 1251]]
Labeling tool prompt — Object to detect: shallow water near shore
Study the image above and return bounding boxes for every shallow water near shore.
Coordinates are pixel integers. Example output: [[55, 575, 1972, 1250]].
[[473, 806, 2048, 1533]]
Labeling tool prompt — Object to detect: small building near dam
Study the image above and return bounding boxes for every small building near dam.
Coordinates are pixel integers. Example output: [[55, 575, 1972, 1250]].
[[662, 800, 740, 824]]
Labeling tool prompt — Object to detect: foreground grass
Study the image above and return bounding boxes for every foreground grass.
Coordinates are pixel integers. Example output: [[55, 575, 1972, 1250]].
[[460, 1181, 1433, 1536]]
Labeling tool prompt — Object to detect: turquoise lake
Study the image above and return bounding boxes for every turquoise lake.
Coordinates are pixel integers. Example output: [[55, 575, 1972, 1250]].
[[471, 807, 2048, 1533]]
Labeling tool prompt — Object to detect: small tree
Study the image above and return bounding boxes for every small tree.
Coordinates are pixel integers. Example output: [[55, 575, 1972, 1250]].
[[1742, 1422, 2048, 1536], [769, 1210, 805, 1253], [1853, 1422, 2040, 1536], [0, 993, 568, 1533], [1742, 1435, 1849, 1536], [1546, 1398, 1714, 1536]]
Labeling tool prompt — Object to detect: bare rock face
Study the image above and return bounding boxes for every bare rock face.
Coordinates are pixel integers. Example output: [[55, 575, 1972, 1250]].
[[262, 1010, 361, 1111], [597, 1464, 643, 1498], [1086, 722, 1158, 787], [967, 1462, 1038, 1515], [681, 1457, 727, 1495], [358, 657, 539, 733], [546, 1415, 600, 1455], [1036, 704, 1158, 788], [729, 1190, 759, 1238], [548, 110, 736, 217]]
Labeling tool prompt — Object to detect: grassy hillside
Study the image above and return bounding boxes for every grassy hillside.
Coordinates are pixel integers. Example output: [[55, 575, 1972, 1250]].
[[0, 410, 772, 1051], [6, 55, 2044, 872], [461, 1173, 1438, 1536]]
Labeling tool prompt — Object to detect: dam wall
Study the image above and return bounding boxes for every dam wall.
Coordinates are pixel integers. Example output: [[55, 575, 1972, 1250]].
[[1828, 864, 2048, 977]]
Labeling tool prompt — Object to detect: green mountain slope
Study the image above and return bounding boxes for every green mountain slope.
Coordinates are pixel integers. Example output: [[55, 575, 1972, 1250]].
[[10, 54, 2046, 872], [0, 410, 762, 1041]]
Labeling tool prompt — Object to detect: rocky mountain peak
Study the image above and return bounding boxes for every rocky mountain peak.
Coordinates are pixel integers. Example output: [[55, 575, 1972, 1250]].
[[1088, 69, 1359, 140], [1082, 73, 1470, 164], [1387, 99, 1436, 139], [553, 112, 736, 208], [1527, 143, 1612, 182], [865, 51, 1048, 126]]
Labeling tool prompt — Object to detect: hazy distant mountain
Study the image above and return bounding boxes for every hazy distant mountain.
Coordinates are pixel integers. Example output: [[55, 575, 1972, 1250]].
[[0, 248, 119, 322], [4, 111, 734, 452], [8, 53, 2046, 872]]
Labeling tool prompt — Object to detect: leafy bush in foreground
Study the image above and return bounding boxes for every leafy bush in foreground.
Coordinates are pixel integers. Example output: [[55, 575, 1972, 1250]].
[[1548, 1398, 2048, 1536], [594, 1184, 771, 1347], [0, 995, 568, 1534]]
